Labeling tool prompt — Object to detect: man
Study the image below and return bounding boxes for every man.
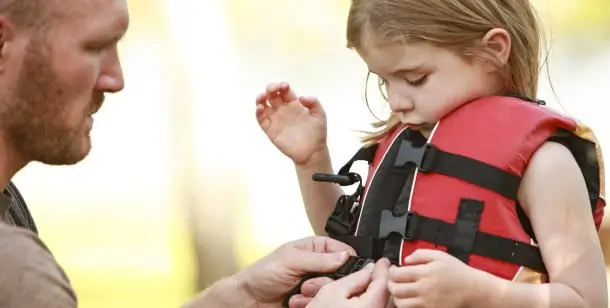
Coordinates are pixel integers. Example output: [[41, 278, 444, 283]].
[[0, 0, 128, 304], [0, 1, 390, 307]]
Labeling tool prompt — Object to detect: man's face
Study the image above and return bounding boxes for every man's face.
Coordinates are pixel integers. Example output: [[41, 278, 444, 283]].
[[0, 0, 129, 165]]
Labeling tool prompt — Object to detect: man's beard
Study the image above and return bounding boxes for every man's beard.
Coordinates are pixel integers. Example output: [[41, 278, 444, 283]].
[[0, 38, 92, 165]]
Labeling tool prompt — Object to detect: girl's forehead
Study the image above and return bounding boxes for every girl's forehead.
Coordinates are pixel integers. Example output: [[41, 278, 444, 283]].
[[357, 40, 435, 74]]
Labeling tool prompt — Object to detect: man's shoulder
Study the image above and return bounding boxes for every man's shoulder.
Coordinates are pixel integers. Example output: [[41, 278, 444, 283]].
[[0, 222, 51, 260], [0, 223, 77, 307]]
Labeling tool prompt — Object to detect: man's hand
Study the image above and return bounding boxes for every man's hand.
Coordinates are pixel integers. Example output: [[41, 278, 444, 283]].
[[237, 236, 356, 306], [184, 236, 355, 308]]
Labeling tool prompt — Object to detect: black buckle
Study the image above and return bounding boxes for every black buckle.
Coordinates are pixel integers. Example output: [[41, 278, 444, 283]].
[[378, 211, 422, 241], [325, 195, 360, 237], [379, 210, 412, 239], [394, 141, 438, 172]]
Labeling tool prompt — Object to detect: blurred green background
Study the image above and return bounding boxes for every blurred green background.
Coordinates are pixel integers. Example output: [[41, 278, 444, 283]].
[[11, 0, 610, 307]]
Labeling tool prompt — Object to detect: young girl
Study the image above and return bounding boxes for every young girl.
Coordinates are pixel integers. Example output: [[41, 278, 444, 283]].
[[255, 0, 607, 307]]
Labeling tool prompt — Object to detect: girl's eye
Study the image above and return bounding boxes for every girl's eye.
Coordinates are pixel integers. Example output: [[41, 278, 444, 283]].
[[405, 75, 428, 86]]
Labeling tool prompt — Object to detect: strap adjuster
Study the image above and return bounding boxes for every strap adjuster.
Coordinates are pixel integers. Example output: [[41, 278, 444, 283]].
[[394, 141, 438, 172], [379, 210, 417, 240]]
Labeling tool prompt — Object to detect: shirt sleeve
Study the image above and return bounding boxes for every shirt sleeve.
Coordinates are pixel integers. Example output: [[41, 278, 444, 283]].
[[0, 225, 77, 308]]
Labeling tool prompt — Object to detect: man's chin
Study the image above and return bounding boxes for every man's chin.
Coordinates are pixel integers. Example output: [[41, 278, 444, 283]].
[[37, 140, 92, 166]]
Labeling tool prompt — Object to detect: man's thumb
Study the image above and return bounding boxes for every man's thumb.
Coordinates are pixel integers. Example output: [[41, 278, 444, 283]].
[[293, 250, 350, 273]]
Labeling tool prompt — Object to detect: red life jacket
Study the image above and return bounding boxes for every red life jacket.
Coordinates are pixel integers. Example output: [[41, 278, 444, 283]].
[[317, 96, 605, 281]]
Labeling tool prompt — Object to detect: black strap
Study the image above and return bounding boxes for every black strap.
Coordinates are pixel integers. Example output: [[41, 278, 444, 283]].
[[447, 199, 484, 263], [404, 211, 546, 273], [356, 129, 421, 237], [319, 144, 378, 237], [394, 141, 521, 201], [381, 233, 403, 265], [336, 205, 545, 271], [338, 144, 377, 175], [505, 94, 546, 106]]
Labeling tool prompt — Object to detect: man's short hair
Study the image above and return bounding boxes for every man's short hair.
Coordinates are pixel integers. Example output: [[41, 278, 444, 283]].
[[0, 0, 45, 29]]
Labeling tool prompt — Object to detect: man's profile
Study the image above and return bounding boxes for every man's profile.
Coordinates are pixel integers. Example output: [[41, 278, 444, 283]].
[[0, 0, 127, 305]]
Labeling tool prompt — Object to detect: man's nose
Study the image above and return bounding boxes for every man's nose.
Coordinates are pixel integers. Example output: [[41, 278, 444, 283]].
[[96, 48, 125, 93]]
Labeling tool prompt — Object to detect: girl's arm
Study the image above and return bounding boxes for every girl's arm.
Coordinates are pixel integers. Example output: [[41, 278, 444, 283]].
[[469, 141, 607, 308], [295, 146, 345, 235]]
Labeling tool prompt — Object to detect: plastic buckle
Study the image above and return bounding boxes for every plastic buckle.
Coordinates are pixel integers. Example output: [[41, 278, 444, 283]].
[[379, 210, 411, 239], [335, 256, 375, 277], [325, 215, 353, 236], [325, 194, 360, 237], [394, 141, 438, 172]]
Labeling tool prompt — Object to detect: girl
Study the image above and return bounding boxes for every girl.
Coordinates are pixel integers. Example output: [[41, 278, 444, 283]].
[[255, 0, 607, 307]]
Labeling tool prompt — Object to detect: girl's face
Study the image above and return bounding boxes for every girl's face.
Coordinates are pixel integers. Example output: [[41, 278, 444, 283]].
[[357, 32, 503, 129]]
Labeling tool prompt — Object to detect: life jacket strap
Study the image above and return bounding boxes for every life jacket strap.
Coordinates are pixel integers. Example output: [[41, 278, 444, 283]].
[[395, 140, 521, 201]]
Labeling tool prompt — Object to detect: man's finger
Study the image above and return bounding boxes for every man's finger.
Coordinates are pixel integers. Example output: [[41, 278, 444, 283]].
[[326, 262, 374, 297], [288, 247, 350, 274], [360, 259, 391, 303], [300, 236, 356, 255], [301, 276, 334, 297], [372, 258, 391, 279], [287, 294, 312, 308]]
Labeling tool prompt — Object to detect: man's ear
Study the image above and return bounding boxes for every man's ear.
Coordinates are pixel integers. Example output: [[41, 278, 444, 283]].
[[0, 18, 19, 74], [479, 28, 511, 71]]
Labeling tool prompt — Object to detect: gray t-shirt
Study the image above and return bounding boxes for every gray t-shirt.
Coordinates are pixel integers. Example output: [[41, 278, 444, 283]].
[[0, 191, 77, 307]]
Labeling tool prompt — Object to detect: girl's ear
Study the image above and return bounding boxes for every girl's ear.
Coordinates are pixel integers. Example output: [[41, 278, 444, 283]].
[[480, 28, 512, 68]]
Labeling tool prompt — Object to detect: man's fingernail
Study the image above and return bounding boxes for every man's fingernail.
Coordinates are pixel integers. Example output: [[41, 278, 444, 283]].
[[335, 251, 348, 262]]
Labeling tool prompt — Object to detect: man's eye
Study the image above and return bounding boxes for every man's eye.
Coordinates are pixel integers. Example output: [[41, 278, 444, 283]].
[[84, 41, 110, 53]]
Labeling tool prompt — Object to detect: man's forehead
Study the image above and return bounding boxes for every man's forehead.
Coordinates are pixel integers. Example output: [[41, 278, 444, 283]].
[[56, 0, 129, 24], [51, 0, 129, 35]]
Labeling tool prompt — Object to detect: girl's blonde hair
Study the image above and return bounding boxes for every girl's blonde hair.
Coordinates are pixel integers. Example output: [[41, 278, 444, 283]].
[[347, 0, 544, 144]]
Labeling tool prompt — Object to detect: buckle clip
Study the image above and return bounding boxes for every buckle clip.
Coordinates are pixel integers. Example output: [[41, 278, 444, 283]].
[[325, 195, 360, 237], [378, 211, 421, 241], [379, 210, 411, 239], [394, 141, 438, 172]]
